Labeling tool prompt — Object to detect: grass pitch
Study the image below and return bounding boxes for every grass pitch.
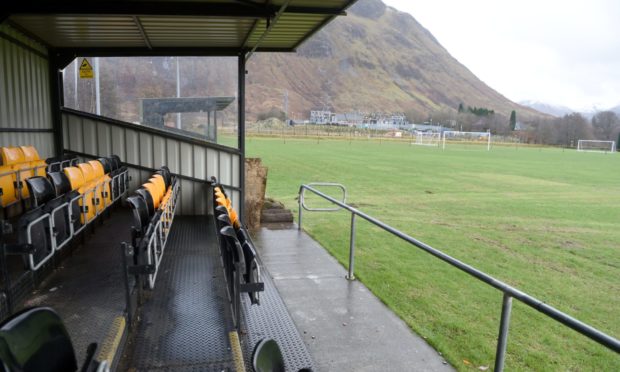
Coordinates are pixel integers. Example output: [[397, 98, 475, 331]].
[[247, 137, 620, 371]]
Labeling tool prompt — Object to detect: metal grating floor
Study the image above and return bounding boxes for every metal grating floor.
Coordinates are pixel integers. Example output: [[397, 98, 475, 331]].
[[123, 216, 236, 371], [21, 209, 132, 365], [240, 262, 315, 372]]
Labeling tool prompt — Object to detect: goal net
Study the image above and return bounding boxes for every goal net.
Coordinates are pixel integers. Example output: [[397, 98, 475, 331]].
[[442, 131, 491, 151], [577, 140, 616, 153], [413, 131, 441, 146]]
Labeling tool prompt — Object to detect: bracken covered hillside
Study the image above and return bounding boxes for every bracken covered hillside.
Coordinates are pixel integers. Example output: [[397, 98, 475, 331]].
[[246, 0, 543, 120]]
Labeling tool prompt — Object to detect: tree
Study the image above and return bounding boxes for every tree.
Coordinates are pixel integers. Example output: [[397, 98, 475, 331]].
[[591, 111, 619, 140], [404, 108, 424, 124], [458, 103, 464, 113], [556, 113, 592, 147], [509, 110, 517, 131]]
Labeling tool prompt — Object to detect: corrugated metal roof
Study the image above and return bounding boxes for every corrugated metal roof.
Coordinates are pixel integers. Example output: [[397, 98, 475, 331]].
[[5, 0, 357, 55]]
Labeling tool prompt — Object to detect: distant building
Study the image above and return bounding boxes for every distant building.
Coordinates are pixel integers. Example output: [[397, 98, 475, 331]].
[[310, 110, 334, 124], [333, 112, 365, 126], [411, 123, 445, 132]]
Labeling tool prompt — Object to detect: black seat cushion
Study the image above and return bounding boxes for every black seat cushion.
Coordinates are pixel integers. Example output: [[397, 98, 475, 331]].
[[47, 172, 72, 197], [127, 195, 149, 235], [108, 156, 119, 172], [252, 339, 285, 372], [65, 190, 82, 231], [0, 307, 78, 372], [156, 168, 171, 189], [26, 177, 56, 208], [43, 196, 71, 248], [110, 155, 121, 170], [135, 188, 155, 217], [17, 207, 52, 269], [97, 157, 112, 174], [220, 225, 246, 276]]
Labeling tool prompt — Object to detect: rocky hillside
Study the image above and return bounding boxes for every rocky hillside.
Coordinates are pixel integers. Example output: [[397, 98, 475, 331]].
[[247, 0, 543, 120]]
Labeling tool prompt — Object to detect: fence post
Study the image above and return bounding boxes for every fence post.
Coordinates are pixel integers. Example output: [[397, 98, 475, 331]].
[[494, 293, 513, 372], [347, 213, 357, 280]]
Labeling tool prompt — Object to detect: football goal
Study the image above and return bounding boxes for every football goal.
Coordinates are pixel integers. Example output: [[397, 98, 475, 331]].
[[442, 130, 491, 151], [413, 131, 441, 146], [577, 140, 616, 153]]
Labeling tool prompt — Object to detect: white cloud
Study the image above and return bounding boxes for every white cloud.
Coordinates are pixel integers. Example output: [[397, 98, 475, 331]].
[[382, 0, 620, 110]]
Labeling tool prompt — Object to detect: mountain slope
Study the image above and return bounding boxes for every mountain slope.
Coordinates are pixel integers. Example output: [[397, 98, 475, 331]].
[[246, 0, 543, 120], [519, 100, 575, 117]]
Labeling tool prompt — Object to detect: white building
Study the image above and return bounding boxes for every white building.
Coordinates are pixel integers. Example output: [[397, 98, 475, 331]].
[[310, 110, 334, 124]]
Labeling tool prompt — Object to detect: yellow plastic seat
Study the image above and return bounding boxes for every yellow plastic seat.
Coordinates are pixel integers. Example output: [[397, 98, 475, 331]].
[[0, 165, 17, 207], [0, 147, 24, 165], [77, 163, 96, 186], [63, 167, 85, 191], [229, 208, 240, 229], [19, 146, 39, 161], [2, 147, 33, 200], [88, 160, 105, 179], [143, 182, 162, 209], [149, 176, 166, 203], [65, 166, 95, 223], [77, 162, 105, 214], [88, 160, 112, 209]]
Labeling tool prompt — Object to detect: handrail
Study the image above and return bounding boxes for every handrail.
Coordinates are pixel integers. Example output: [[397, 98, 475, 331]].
[[297, 183, 620, 371], [300, 182, 346, 212]]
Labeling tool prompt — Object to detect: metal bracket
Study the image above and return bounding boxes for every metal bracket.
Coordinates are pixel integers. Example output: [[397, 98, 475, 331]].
[[240, 282, 264, 293], [2, 243, 35, 255], [128, 264, 155, 276]]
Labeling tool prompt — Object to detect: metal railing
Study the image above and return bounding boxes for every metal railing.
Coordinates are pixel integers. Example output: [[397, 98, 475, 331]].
[[297, 183, 620, 371], [146, 180, 180, 289]]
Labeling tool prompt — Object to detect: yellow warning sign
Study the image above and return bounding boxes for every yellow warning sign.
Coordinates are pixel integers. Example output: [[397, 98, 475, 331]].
[[79, 58, 93, 79]]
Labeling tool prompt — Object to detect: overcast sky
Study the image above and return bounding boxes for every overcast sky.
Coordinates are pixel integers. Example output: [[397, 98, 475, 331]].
[[382, 0, 620, 111]]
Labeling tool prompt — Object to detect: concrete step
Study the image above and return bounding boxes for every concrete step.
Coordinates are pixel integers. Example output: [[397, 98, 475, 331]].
[[261, 209, 294, 223]]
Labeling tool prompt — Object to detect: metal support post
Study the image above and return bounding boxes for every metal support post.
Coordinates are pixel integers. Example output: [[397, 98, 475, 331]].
[[346, 213, 356, 280], [238, 55, 246, 224], [298, 192, 303, 230], [494, 293, 513, 372]]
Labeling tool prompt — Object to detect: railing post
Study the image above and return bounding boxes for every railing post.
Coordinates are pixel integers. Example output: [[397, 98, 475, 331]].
[[298, 189, 303, 230], [494, 293, 513, 372], [346, 213, 356, 280]]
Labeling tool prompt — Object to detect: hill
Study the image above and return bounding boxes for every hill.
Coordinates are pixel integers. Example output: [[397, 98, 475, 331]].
[[519, 100, 575, 117], [246, 0, 544, 120]]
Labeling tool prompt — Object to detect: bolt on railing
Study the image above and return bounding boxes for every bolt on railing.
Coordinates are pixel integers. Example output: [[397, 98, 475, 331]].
[[297, 183, 620, 371]]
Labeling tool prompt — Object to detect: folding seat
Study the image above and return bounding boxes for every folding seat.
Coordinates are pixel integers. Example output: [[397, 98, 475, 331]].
[[106, 156, 121, 199], [142, 182, 162, 210], [135, 187, 155, 217], [88, 160, 112, 209], [219, 225, 247, 282], [148, 176, 166, 208], [127, 195, 150, 238], [18, 178, 55, 270], [110, 155, 129, 195], [20, 145, 47, 177], [97, 157, 112, 174], [110, 155, 122, 170], [63, 166, 95, 225], [0, 307, 98, 371], [48, 171, 81, 238], [155, 168, 171, 190], [1, 147, 31, 201], [0, 164, 17, 207], [77, 163, 104, 215]]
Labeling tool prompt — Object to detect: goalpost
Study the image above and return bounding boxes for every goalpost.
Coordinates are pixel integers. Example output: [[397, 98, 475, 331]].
[[577, 140, 616, 153], [413, 131, 441, 146], [442, 130, 491, 151]]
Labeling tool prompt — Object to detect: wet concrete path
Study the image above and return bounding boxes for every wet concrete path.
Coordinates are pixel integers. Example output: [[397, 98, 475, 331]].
[[252, 224, 455, 372]]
